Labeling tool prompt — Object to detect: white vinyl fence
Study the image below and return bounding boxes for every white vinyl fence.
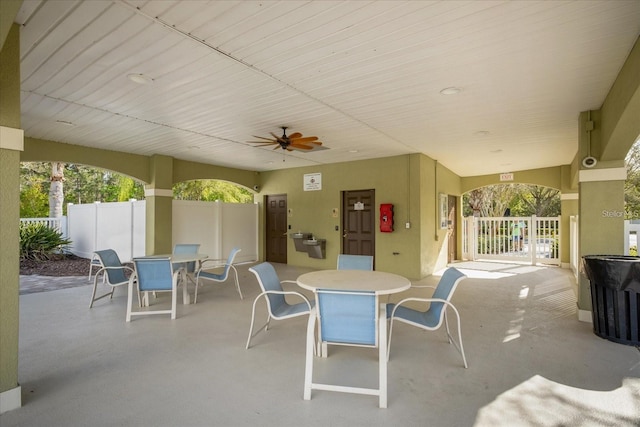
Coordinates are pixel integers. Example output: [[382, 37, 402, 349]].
[[23, 200, 258, 263]]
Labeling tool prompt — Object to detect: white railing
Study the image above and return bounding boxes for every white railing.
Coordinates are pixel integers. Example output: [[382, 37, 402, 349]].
[[20, 217, 68, 238], [462, 216, 561, 266], [570, 215, 579, 280], [624, 220, 640, 255]]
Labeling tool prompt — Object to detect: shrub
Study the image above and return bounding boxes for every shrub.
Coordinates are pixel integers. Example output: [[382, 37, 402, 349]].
[[19, 222, 72, 261], [630, 246, 638, 256]]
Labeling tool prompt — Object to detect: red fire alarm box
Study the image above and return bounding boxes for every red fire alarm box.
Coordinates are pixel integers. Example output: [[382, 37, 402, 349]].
[[380, 203, 394, 232]]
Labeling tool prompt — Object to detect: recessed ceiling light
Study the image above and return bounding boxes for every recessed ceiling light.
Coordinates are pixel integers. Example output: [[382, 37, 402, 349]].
[[490, 149, 503, 153], [349, 149, 359, 153], [127, 73, 153, 84], [55, 120, 75, 126], [475, 131, 490, 136], [187, 145, 200, 150], [439, 87, 461, 95]]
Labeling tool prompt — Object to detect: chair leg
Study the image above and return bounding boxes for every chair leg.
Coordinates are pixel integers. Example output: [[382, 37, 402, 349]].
[[232, 266, 243, 300], [450, 306, 468, 368], [246, 297, 261, 349], [378, 304, 388, 408], [126, 278, 134, 322], [89, 278, 99, 308], [171, 284, 177, 320], [303, 310, 317, 400], [387, 318, 395, 362]]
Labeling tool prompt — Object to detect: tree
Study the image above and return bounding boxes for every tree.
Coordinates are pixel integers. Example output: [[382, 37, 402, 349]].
[[625, 139, 640, 219], [19, 162, 252, 217], [463, 184, 560, 217], [49, 162, 64, 218], [173, 180, 253, 203]]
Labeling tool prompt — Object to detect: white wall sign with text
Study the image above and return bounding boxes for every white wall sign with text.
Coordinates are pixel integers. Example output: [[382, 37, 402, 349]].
[[303, 173, 322, 191]]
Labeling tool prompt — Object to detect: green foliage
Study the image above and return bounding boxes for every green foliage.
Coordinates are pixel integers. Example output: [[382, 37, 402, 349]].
[[625, 140, 640, 219], [464, 184, 560, 217], [20, 163, 252, 214], [173, 180, 253, 203], [20, 182, 49, 217], [19, 222, 72, 260]]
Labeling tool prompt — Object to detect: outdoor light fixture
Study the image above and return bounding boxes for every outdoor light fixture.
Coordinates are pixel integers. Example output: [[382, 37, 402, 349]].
[[127, 73, 153, 84]]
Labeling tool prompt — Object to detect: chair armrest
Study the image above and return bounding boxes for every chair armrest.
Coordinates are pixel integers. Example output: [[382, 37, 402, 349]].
[[410, 285, 436, 289], [96, 265, 134, 275], [197, 259, 228, 271], [261, 290, 313, 310], [389, 297, 453, 318]]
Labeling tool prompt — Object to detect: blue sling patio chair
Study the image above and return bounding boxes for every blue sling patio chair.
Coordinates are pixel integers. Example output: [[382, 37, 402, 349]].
[[386, 267, 468, 368], [126, 257, 180, 321], [246, 262, 313, 349], [172, 243, 201, 287], [304, 289, 388, 408], [195, 247, 242, 303], [89, 249, 135, 308], [337, 254, 374, 271]]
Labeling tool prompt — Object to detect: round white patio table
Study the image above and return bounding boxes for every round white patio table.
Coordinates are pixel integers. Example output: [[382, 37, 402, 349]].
[[297, 269, 410, 295]]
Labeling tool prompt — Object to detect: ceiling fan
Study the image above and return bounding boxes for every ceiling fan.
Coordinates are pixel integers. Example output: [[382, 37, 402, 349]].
[[248, 127, 323, 152]]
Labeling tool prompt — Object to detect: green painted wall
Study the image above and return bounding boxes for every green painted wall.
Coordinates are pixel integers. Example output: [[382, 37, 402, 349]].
[[22, 138, 150, 182], [460, 166, 564, 194], [258, 154, 460, 279]]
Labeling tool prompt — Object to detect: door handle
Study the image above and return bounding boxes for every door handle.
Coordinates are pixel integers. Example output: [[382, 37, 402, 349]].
[[282, 232, 288, 236], [343, 233, 348, 238]]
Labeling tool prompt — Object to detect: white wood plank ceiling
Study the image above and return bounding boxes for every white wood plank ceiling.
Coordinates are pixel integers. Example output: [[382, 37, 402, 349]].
[[14, 0, 640, 176]]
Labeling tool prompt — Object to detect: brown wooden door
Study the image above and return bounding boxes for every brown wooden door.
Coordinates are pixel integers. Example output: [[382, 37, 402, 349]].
[[265, 194, 287, 263], [447, 195, 458, 263], [342, 189, 375, 257]]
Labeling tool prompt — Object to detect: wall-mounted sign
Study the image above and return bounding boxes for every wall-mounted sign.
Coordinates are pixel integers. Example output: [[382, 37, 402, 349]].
[[500, 173, 514, 182], [354, 202, 364, 211], [304, 173, 322, 191]]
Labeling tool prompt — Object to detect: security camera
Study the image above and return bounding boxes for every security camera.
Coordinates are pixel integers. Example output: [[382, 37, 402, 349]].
[[253, 185, 260, 191], [582, 156, 597, 168]]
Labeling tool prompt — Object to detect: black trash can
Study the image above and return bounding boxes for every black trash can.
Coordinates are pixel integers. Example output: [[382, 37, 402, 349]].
[[582, 255, 640, 346]]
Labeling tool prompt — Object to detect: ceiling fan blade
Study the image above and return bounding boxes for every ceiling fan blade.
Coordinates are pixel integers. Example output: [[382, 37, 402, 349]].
[[269, 132, 288, 144], [251, 135, 278, 141], [288, 132, 303, 139], [291, 136, 319, 144], [253, 143, 278, 147], [290, 143, 313, 150], [247, 140, 277, 144]]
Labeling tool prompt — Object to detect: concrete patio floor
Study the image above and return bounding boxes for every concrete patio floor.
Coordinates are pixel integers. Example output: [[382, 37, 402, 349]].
[[3, 261, 640, 426]]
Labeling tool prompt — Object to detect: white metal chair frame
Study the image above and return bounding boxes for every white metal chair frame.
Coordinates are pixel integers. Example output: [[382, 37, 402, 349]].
[[194, 247, 242, 303], [88, 252, 103, 282], [387, 268, 468, 368], [304, 289, 388, 408], [89, 249, 135, 308], [246, 263, 313, 349], [126, 257, 180, 322]]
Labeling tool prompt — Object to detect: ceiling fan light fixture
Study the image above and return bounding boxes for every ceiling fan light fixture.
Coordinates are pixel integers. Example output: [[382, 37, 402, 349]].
[[127, 73, 154, 84], [440, 87, 461, 95]]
